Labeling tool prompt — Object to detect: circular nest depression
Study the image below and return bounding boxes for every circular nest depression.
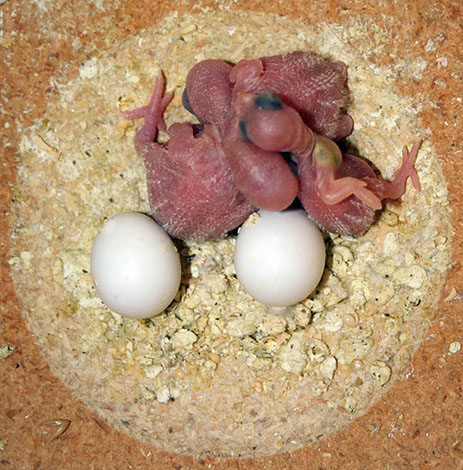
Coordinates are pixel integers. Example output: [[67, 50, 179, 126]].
[[9, 11, 452, 458]]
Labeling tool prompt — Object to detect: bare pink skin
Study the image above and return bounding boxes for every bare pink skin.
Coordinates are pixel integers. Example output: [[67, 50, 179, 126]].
[[124, 74, 254, 241], [221, 112, 299, 211], [183, 59, 233, 131], [235, 92, 421, 235]]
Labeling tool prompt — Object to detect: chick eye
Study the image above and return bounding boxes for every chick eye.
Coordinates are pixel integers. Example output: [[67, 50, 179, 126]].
[[238, 120, 253, 142], [255, 92, 283, 110], [182, 88, 194, 114]]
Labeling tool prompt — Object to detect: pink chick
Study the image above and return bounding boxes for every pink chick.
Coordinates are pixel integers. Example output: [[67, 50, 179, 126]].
[[234, 92, 421, 235], [124, 74, 254, 241], [229, 51, 353, 141]]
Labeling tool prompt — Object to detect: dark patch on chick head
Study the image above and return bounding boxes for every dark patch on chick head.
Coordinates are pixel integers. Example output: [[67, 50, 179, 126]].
[[255, 92, 283, 110]]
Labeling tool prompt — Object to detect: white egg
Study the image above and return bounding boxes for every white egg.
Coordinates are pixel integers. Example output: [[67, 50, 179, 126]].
[[234, 210, 326, 307], [90, 212, 181, 319]]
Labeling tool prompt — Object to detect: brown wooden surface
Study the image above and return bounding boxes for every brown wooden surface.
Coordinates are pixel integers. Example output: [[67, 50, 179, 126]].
[[1, 1, 462, 468]]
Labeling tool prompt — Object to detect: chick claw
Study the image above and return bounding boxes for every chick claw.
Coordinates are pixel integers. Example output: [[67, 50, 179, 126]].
[[393, 140, 422, 192], [123, 73, 173, 135]]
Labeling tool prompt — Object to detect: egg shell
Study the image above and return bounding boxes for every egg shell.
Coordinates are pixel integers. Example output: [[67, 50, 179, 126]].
[[234, 210, 326, 307], [91, 212, 181, 319]]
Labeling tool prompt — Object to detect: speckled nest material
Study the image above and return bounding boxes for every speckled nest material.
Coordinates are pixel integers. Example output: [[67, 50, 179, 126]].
[[9, 11, 452, 458]]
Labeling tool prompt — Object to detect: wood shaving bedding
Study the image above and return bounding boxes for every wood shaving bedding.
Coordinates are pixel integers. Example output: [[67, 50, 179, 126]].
[[9, 11, 452, 457]]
